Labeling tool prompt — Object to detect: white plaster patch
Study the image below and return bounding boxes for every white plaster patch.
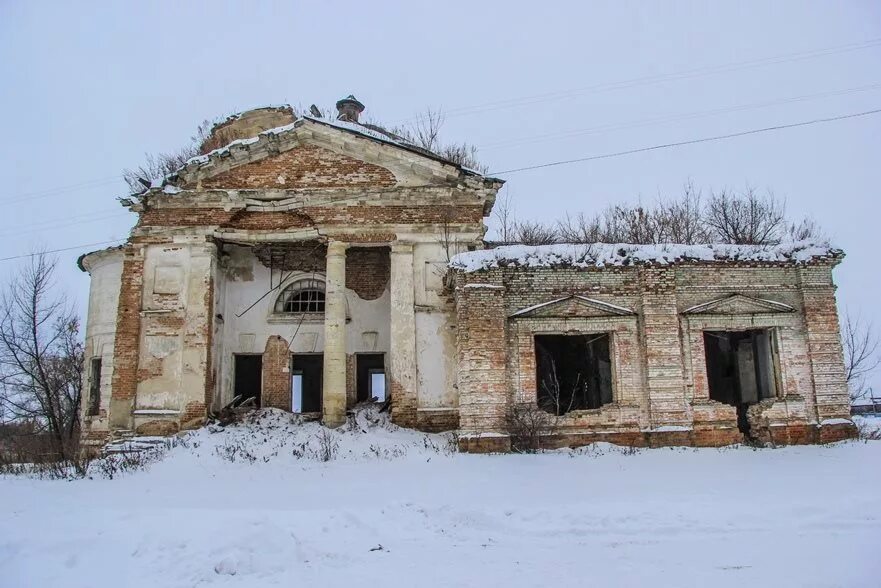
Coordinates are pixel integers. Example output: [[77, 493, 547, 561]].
[[153, 265, 183, 295], [146, 335, 179, 359]]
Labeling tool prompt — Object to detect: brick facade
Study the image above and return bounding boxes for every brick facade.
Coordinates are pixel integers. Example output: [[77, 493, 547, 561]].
[[83, 104, 856, 456], [453, 259, 857, 452], [345, 247, 390, 300]]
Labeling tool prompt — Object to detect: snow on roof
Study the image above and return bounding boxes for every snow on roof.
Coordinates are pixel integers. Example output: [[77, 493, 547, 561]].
[[180, 114, 466, 173], [449, 241, 842, 272]]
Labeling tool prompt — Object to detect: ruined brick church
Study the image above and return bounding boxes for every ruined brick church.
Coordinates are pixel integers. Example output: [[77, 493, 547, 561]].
[[78, 96, 856, 452]]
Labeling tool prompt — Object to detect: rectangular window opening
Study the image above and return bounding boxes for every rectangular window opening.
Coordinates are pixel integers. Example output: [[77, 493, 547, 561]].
[[703, 329, 779, 433], [534, 334, 613, 415], [87, 358, 102, 416], [291, 354, 323, 413]]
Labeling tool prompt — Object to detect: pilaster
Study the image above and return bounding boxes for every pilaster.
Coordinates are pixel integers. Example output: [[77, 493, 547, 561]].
[[389, 243, 418, 427]]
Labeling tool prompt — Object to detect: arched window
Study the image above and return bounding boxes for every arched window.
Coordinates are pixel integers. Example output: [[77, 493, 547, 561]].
[[274, 279, 325, 313]]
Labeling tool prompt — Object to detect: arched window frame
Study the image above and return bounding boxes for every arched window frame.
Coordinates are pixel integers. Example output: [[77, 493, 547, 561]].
[[274, 278, 326, 314]]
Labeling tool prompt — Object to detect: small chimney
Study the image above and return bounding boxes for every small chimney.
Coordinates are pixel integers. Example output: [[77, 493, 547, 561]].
[[336, 95, 365, 123]]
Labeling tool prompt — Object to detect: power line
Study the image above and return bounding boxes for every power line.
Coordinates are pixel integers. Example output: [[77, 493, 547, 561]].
[[488, 107, 881, 176], [392, 37, 881, 125], [479, 82, 881, 151], [0, 176, 124, 205], [0, 211, 132, 238], [0, 239, 125, 263], [2, 106, 877, 263], [7, 38, 879, 207]]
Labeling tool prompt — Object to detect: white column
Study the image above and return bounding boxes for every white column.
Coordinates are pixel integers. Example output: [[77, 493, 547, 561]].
[[322, 240, 347, 427], [389, 242, 417, 426]]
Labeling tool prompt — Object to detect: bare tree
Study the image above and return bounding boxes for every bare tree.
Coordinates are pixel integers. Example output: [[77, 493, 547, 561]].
[[122, 117, 232, 194], [0, 252, 84, 463], [654, 181, 711, 244], [786, 216, 826, 242], [704, 186, 787, 245], [492, 188, 517, 243], [390, 108, 488, 172], [842, 311, 880, 402]]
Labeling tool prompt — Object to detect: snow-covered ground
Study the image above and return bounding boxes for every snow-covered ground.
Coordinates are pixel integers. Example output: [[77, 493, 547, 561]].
[[1, 409, 880, 588]]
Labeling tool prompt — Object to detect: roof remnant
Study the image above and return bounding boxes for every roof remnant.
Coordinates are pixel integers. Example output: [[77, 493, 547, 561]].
[[449, 241, 843, 272]]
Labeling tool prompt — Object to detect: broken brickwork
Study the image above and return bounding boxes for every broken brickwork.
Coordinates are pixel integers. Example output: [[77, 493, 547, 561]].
[[452, 256, 857, 452]]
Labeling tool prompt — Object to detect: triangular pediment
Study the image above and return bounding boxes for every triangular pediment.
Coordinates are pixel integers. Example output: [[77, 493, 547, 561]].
[[174, 119, 475, 191], [511, 295, 635, 319], [683, 294, 794, 315]]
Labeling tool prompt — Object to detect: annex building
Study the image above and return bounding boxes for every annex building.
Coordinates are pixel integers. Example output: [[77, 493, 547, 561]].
[[78, 97, 856, 452]]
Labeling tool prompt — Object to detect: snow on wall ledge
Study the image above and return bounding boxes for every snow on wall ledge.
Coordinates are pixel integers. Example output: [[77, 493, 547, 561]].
[[449, 241, 842, 273]]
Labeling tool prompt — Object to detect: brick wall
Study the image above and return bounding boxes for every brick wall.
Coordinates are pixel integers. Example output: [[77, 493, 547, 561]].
[[346, 247, 390, 300], [198, 144, 396, 190], [456, 283, 509, 435], [453, 260, 855, 450], [108, 244, 146, 429], [138, 205, 483, 229], [262, 336, 291, 410]]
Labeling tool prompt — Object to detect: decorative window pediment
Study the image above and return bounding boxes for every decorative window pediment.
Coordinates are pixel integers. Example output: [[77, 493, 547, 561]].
[[510, 294, 635, 319], [682, 294, 794, 315]]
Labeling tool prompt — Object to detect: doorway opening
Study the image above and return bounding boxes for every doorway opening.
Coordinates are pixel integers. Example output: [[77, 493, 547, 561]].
[[356, 353, 386, 402], [703, 329, 779, 435], [233, 354, 262, 408], [534, 334, 613, 415], [291, 354, 323, 413]]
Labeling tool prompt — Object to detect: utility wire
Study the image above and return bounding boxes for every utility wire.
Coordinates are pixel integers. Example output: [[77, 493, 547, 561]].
[[488, 107, 881, 176], [391, 37, 881, 125], [0, 176, 124, 205], [2, 106, 878, 263], [0, 239, 125, 263], [479, 82, 881, 151], [6, 37, 880, 205]]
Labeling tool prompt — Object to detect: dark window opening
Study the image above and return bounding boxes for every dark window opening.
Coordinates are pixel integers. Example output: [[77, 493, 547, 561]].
[[535, 334, 613, 415], [87, 358, 101, 416], [704, 329, 778, 434], [233, 354, 262, 408], [275, 280, 325, 314], [356, 354, 385, 403], [292, 354, 323, 413]]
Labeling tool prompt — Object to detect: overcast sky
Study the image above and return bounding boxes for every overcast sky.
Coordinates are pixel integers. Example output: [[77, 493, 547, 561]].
[[1, 1, 879, 392]]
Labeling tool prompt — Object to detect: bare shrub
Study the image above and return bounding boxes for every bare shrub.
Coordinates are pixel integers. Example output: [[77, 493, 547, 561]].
[[90, 450, 155, 479], [511, 219, 559, 245], [214, 438, 258, 464], [855, 419, 881, 441], [315, 429, 340, 462], [508, 403, 555, 453], [366, 444, 407, 460]]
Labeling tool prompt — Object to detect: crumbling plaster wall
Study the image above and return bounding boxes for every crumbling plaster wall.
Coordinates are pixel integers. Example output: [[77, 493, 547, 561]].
[[412, 240, 464, 430], [215, 245, 391, 410], [130, 239, 215, 433], [80, 250, 124, 438]]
